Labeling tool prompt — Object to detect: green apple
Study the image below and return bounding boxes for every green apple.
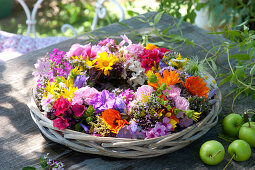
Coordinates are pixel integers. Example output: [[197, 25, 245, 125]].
[[200, 140, 225, 165], [239, 122, 255, 147], [228, 140, 251, 161], [222, 113, 243, 137]]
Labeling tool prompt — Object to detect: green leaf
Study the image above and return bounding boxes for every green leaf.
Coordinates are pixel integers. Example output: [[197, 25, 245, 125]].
[[249, 48, 255, 59], [208, 32, 224, 35], [229, 54, 250, 60], [70, 9, 79, 24], [154, 11, 164, 25], [218, 74, 232, 86], [209, 58, 217, 71], [117, 22, 130, 29], [22, 167, 36, 170], [162, 27, 170, 35], [185, 39, 194, 47], [250, 64, 255, 75], [227, 30, 241, 37]]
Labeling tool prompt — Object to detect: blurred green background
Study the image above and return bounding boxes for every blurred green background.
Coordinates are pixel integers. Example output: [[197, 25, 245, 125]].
[[0, 0, 254, 37]]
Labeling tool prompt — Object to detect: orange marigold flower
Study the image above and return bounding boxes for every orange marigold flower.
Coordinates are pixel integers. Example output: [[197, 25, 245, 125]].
[[183, 76, 209, 98], [148, 70, 181, 89], [146, 43, 158, 50], [101, 109, 128, 134]]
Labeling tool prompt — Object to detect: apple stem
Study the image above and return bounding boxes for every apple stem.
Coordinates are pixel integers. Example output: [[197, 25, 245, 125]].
[[244, 112, 251, 128], [210, 150, 222, 159], [223, 154, 235, 170]]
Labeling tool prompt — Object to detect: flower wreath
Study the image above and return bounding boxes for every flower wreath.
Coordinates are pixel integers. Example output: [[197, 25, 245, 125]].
[[33, 35, 218, 139]]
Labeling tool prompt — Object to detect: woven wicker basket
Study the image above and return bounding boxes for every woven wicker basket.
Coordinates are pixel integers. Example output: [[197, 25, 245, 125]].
[[28, 78, 221, 159]]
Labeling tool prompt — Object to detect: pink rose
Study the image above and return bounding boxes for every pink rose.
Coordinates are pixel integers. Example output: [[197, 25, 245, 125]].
[[53, 117, 69, 130]]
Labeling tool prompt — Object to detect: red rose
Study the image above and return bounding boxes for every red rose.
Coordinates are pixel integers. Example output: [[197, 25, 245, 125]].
[[53, 96, 71, 116], [72, 103, 86, 117], [53, 117, 69, 130]]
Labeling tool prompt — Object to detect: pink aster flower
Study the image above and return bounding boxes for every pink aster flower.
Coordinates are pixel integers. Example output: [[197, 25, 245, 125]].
[[72, 86, 99, 105], [135, 85, 154, 101], [163, 85, 181, 98], [174, 96, 189, 111]]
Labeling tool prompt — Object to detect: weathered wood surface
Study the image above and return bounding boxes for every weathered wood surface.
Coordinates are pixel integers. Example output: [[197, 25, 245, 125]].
[[0, 12, 254, 169]]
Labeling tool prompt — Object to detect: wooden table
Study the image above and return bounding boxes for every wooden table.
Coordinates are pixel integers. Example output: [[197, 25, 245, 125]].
[[0, 12, 254, 169]]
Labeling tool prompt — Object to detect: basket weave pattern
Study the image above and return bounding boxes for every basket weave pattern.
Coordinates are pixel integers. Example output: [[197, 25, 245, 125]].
[[28, 87, 221, 158]]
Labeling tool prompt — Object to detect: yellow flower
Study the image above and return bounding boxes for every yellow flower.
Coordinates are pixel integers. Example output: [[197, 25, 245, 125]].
[[44, 81, 59, 98], [145, 70, 154, 79], [71, 54, 83, 61], [95, 52, 118, 75], [85, 56, 96, 68], [60, 86, 78, 101]]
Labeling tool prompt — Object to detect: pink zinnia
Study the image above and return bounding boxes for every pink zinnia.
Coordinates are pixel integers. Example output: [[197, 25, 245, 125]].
[[126, 44, 145, 58], [72, 86, 99, 105], [163, 85, 181, 98], [174, 96, 189, 111], [135, 85, 154, 101]]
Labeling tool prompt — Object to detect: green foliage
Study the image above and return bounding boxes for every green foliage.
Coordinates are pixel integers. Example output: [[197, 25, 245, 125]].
[[201, 0, 255, 30], [207, 25, 255, 111], [159, 0, 201, 24], [1, 0, 119, 37]]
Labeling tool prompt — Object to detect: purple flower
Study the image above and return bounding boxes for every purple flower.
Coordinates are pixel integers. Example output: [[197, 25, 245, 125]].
[[162, 117, 172, 132], [80, 123, 89, 133], [153, 122, 166, 136], [208, 88, 217, 99], [145, 122, 168, 139], [90, 90, 116, 113], [114, 97, 126, 113], [159, 59, 167, 69], [146, 130, 157, 139], [179, 117, 193, 128], [73, 74, 89, 88], [116, 121, 138, 139]]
